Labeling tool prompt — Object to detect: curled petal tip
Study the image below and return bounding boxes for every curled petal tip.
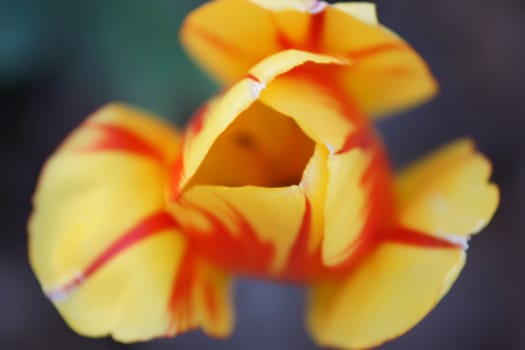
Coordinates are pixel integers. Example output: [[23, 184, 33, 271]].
[[246, 74, 266, 98]]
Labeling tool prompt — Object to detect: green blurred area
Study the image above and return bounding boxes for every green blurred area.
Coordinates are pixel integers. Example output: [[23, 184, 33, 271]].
[[0, 0, 214, 122]]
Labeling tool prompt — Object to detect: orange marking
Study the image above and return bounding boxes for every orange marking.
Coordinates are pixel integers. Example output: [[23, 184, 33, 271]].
[[169, 104, 210, 200], [275, 28, 294, 50], [186, 24, 256, 61], [323, 144, 396, 272], [246, 73, 261, 84], [170, 154, 185, 201], [166, 252, 198, 336], [388, 227, 464, 249], [79, 122, 165, 163], [280, 196, 313, 281], [268, 11, 295, 50], [335, 128, 376, 155], [347, 42, 408, 60], [186, 103, 209, 136], [46, 211, 178, 301], [307, 10, 325, 51], [290, 65, 366, 126], [203, 280, 219, 325], [272, 6, 325, 53]]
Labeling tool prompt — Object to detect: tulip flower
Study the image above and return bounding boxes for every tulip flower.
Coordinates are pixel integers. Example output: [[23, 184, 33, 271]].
[[181, 0, 438, 117], [29, 49, 499, 349]]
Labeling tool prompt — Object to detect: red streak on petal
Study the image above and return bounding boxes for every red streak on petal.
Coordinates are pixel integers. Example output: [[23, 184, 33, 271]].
[[275, 29, 294, 50], [186, 24, 255, 61], [308, 10, 325, 51], [170, 154, 185, 201], [169, 104, 210, 200], [268, 12, 295, 50], [291, 65, 366, 126], [347, 42, 408, 61], [361, 148, 387, 186], [46, 212, 178, 301], [79, 122, 165, 163], [280, 196, 313, 280], [246, 73, 261, 84], [202, 280, 218, 325], [388, 226, 464, 249], [335, 128, 376, 155], [166, 252, 198, 336], [179, 196, 275, 277], [324, 134, 397, 271], [273, 4, 326, 53], [187, 103, 209, 136]]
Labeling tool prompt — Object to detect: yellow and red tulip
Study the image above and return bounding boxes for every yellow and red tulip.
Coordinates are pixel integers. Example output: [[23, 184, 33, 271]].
[[29, 1, 499, 349]]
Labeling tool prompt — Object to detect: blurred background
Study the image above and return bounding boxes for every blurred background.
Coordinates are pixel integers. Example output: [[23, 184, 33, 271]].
[[1, 0, 523, 349]]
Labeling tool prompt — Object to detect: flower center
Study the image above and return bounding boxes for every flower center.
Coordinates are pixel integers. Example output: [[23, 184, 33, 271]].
[[189, 101, 315, 188]]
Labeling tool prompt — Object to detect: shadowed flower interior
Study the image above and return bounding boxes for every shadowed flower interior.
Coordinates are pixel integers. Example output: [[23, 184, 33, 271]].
[[189, 101, 315, 188]]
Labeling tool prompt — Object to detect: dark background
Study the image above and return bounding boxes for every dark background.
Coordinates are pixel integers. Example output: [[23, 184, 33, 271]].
[[1, 0, 523, 349]]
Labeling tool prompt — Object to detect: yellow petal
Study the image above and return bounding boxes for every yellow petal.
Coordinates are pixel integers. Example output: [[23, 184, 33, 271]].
[[165, 254, 234, 338], [30, 103, 180, 289], [193, 262, 235, 338], [319, 4, 437, 116], [331, 2, 378, 25], [258, 70, 358, 153], [313, 127, 396, 268], [180, 0, 281, 84], [396, 138, 499, 239], [321, 148, 372, 266], [181, 0, 437, 117], [337, 43, 438, 117], [171, 185, 308, 276], [307, 242, 465, 349], [300, 144, 330, 254], [172, 50, 347, 195], [29, 104, 233, 340], [51, 221, 186, 341], [75, 102, 182, 162]]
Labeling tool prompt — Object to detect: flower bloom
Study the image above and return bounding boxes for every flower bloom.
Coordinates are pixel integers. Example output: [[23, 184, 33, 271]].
[[29, 1, 499, 349]]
